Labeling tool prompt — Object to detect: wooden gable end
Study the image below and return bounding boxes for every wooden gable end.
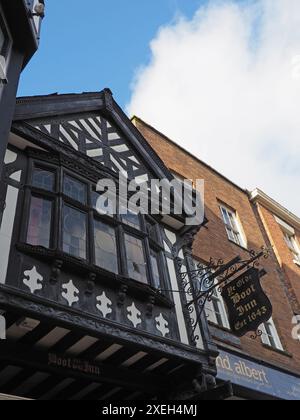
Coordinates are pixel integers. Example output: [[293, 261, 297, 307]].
[[12, 91, 172, 185]]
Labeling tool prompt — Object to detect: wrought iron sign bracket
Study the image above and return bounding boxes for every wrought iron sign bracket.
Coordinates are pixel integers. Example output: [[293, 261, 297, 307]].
[[158, 247, 271, 343]]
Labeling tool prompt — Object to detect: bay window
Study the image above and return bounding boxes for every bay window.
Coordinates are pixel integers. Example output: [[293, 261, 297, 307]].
[[22, 157, 169, 291]]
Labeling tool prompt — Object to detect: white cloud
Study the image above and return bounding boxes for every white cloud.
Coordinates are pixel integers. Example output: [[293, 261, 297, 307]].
[[127, 0, 300, 216]]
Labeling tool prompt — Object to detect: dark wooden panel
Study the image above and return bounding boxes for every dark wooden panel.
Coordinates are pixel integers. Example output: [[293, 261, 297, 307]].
[[55, 379, 93, 401], [0, 368, 36, 395], [28, 375, 65, 400], [0, 341, 171, 394]]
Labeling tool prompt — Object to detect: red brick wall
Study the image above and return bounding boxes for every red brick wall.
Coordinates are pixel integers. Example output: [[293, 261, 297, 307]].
[[257, 203, 300, 314], [133, 117, 300, 375]]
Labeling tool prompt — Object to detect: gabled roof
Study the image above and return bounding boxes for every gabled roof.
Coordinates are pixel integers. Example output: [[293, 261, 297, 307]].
[[12, 89, 173, 182]]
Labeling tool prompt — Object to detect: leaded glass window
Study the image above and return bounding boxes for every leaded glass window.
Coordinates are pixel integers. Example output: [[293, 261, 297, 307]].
[[94, 220, 118, 273], [63, 205, 87, 259], [27, 196, 52, 248], [24, 160, 170, 292]]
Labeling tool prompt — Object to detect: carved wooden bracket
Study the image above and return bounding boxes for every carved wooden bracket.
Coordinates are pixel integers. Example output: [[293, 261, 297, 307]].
[[49, 259, 63, 285]]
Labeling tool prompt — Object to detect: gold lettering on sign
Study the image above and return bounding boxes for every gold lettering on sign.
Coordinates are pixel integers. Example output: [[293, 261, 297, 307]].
[[222, 267, 272, 336]]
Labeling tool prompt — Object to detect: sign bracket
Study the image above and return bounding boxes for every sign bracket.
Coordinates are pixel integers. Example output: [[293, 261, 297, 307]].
[[158, 247, 271, 344]]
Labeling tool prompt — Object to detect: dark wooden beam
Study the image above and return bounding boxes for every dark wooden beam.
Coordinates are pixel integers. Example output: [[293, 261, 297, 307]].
[[104, 347, 137, 366], [28, 376, 65, 400], [3, 312, 24, 329], [17, 324, 54, 348], [198, 382, 234, 401], [83, 384, 121, 401], [49, 331, 85, 354], [55, 379, 93, 401], [0, 342, 171, 395], [0, 286, 207, 366], [131, 354, 166, 372], [0, 368, 36, 395], [79, 338, 115, 360]]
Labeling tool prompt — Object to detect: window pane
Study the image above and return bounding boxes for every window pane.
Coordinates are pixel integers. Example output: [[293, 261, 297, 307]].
[[92, 190, 115, 217], [286, 234, 296, 251], [225, 227, 235, 242], [261, 319, 283, 350], [233, 231, 242, 246], [264, 322, 277, 349], [125, 234, 147, 284], [150, 250, 161, 289], [121, 209, 141, 229], [64, 175, 87, 204], [147, 222, 159, 243], [228, 211, 238, 231], [284, 233, 300, 262], [221, 207, 231, 227], [94, 220, 118, 273], [212, 298, 223, 326], [27, 197, 52, 248], [63, 206, 87, 259], [32, 168, 55, 192]]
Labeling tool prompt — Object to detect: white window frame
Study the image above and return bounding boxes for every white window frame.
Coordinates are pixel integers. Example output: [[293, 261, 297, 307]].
[[205, 285, 230, 330], [260, 318, 284, 351], [194, 260, 230, 329], [283, 231, 300, 265], [275, 217, 300, 266], [220, 205, 246, 248]]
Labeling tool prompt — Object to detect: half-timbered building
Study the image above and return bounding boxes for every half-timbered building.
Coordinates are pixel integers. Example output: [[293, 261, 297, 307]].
[[0, 90, 222, 400]]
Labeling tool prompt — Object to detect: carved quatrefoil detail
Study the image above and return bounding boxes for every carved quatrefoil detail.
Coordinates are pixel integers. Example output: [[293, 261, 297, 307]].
[[96, 292, 113, 319], [155, 313, 170, 338], [127, 302, 142, 328], [23, 266, 44, 294], [62, 280, 79, 307]]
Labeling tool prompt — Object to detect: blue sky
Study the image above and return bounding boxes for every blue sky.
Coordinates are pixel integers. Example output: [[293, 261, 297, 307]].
[[18, 0, 206, 108], [18, 1, 300, 215]]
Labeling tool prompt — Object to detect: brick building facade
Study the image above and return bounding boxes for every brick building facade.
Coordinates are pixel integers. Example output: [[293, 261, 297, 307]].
[[133, 116, 300, 400], [250, 189, 300, 316]]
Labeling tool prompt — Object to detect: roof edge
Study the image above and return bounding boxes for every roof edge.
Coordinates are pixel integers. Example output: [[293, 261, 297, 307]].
[[131, 116, 248, 196], [249, 188, 300, 230]]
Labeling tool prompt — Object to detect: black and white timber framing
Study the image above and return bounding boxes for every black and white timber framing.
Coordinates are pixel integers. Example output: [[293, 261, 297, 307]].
[[0, 90, 221, 400]]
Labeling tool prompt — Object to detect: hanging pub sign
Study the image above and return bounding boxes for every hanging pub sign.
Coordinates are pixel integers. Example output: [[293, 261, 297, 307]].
[[221, 267, 272, 337]]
